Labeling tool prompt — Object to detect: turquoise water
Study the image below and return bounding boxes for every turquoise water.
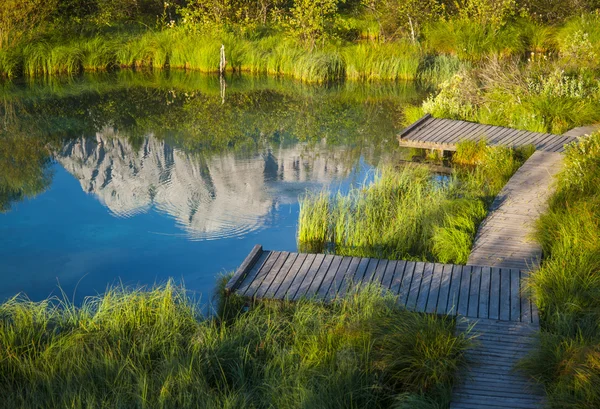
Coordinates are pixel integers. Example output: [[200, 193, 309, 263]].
[[0, 72, 422, 303]]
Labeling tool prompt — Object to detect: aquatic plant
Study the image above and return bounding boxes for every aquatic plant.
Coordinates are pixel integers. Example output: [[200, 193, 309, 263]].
[[0, 281, 471, 408]]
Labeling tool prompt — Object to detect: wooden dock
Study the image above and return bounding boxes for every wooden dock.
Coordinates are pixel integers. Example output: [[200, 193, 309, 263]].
[[398, 114, 576, 153], [226, 246, 538, 323]]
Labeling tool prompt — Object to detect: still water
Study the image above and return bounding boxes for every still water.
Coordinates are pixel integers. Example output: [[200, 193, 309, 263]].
[[0, 72, 423, 303]]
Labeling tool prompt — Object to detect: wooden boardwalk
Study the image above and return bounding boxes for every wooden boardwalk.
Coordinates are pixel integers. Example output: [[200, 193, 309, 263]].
[[226, 246, 538, 323], [467, 150, 564, 270], [398, 114, 576, 153]]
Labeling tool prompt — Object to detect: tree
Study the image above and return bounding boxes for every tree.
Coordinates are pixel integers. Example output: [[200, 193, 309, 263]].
[[286, 0, 341, 49], [0, 0, 58, 49]]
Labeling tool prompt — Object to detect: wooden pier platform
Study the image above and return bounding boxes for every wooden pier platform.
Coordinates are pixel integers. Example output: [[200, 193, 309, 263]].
[[398, 114, 576, 153], [226, 246, 538, 323]]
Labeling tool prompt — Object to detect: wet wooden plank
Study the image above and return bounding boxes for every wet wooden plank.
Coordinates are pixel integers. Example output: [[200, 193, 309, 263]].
[[446, 265, 463, 315], [426, 263, 445, 313], [467, 266, 482, 317]]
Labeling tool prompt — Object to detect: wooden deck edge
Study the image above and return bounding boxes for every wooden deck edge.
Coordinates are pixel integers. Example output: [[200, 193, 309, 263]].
[[398, 140, 458, 151], [225, 244, 263, 294], [398, 113, 432, 138]]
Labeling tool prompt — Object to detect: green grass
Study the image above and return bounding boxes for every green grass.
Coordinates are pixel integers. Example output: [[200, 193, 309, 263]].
[[520, 132, 600, 408], [298, 141, 531, 262], [0, 280, 472, 409]]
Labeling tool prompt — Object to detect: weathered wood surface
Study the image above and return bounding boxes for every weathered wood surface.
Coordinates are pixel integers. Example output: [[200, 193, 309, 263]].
[[227, 248, 538, 323], [467, 151, 563, 271], [562, 123, 600, 138], [398, 114, 576, 153], [449, 319, 545, 409]]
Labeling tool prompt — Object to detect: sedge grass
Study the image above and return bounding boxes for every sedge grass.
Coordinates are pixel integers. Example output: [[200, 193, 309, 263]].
[[521, 132, 600, 409], [298, 142, 529, 262], [0, 280, 471, 409]]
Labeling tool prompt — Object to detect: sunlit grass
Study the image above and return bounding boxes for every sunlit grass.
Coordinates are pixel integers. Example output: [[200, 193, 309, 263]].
[[0, 280, 472, 408]]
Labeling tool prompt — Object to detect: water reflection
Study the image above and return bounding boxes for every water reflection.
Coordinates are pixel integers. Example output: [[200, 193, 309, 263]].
[[57, 129, 352, 240]]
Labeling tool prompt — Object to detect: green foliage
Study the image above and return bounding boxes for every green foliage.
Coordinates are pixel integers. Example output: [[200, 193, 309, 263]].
[[0, 0, 58, 50], [285, 0, 341, 49], [556, 12, 600, 70], [343, 41, 420, 81], [298, 142, 526, 262], [523, 132, 600, 409], [0, 282, 472, 408]]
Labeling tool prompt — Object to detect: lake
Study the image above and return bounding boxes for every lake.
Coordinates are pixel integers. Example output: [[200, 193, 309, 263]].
[[0, 72, 424, 303]]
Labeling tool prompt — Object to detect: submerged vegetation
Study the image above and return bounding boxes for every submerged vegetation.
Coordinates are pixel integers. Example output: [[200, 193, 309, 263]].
[[0, 281, 471, 408], [522, 132, 600, 408], [298, 141, 533, 262]]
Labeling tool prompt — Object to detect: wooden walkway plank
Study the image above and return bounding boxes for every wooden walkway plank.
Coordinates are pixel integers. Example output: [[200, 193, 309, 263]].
[[242, 251, 282, 297], [264, 252, 299, 299], [467, 267, 482, 317], [234, 250, 272, 295], [274, 253, 308, 299], [372, 259, 389, 286], [324, 256, 352, 300], [292, 253, 325, 300], [389, 260, 407, 295], [415, 262, 434, 311], [446, 265, 463, 315], [316, 255, 344, 298], [399, 261, 418, 306], [499, 268, 511, 321], [457, 265, 472, 316], [510, 268, 521, 321], [336, 257, 361, 298], [305, 254, 335, 297], [360, 258, 381, 288], [381, 260, 398, 290], [426, 263, 445, 313], [488, 267, 501, 320], [436, 264, 454, 314], [254, 251, 291, 299], [478, 267, 491, 319]]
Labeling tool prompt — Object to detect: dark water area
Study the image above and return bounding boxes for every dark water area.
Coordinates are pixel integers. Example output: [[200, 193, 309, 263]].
[[0, 72, 424, 303]]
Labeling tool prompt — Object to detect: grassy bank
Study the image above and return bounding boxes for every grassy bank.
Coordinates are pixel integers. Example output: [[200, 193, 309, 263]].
[[521, 132, 600, 408], [0, 280, 471, 409], [298, 141, 533, 262]]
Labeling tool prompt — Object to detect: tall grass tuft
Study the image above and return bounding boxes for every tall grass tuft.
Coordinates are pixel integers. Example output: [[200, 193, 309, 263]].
[[298, 142, 528, 262], [0, 281, 472, 408], [343, 42, 421, 81], [522, 132, 600, 409]]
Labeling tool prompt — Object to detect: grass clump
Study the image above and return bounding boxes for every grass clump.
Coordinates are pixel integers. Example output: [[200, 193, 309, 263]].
[[298, 141, 529, 263], [0, 280, 471, 409], [522, 132, 600, 409]]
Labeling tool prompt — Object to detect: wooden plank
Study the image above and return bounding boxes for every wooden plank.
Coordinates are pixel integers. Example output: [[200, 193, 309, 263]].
[[499, 268, 511, 321], [293, 253, 325, 300], [436, 264, 453, 314], [360, 258, 380, 288], [520, 272, 531, 323], [510, 268, 521, 321], [305, 254, 335, 297], [427, 119, 460, 143], [478, 267, 491, 319], [489, 267, 501, 320], [446, 265, 463, 315], [381, 260, 398, 290], [428, 118, 464, 142], [317, 255, 344, 298], [225, 244, 263, 293], [467, 267, 482, 317], [426, 263, 445, 313], [336, 257, 361, 298], [457, 265, 472, 316], [436, 120, 471, 144], [440, 121, 478, 144], [389, 260, 407, 295], [274, 253, 308, 299], [243, 251, 282, 297], [416, 262, 435, 312], [372, 259, 389, 286], [264, 253, 299, 299], [352, 257, 371, 287], [235, 250, 272, 295], [410, 118, 447, 141], [404, 261, 422, 309], [398, 114, 432, 138], [254, 251, 291, 299], [284, 254, 316, 300], [325, 256, 352, 300]]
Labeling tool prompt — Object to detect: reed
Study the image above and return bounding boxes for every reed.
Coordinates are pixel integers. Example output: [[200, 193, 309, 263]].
[[0, 281, 472, 409]]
